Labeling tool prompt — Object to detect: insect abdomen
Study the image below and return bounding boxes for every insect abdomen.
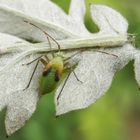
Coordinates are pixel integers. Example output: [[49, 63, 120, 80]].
[[40, 68, 60, 95]]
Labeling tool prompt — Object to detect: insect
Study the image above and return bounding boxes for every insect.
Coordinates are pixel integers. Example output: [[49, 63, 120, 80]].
[[23, 21, 118, 104], [23, 22, 83, 104]]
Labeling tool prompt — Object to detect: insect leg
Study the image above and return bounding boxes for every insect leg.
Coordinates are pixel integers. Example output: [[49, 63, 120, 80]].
[[22, 56, 43, 66], [72, 70, 83, 83], [22, 53, 51, 66], [93, 50, 118, 57], [64, 49, 118, 63], [44, 55, 50, 62], [57, 65, 83, 105], [64, 60, 83, 83], [23, 60, 40, 90], [64, 50, 84, 62], [57, 71, 71, 105]]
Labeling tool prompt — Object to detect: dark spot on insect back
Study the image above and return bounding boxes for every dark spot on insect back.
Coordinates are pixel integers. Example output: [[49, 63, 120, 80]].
[[43, 68, 51, 76], [55, 71, 60, 82]]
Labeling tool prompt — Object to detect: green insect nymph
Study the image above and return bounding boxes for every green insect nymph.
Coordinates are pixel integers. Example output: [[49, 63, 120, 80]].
[[23, 22, 117, 103], [40, 52, 64, 95], [23, 21, 83, 103]]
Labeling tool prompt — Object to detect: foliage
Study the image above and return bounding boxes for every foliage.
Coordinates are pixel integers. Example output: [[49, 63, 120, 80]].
[[0, 0, 140, 139]]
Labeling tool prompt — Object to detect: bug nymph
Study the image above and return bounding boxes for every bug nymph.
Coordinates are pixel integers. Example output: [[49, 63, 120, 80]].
[[23, 21, 82, 104], [40, 52, 65, 95], [24, 21, 118, 104]]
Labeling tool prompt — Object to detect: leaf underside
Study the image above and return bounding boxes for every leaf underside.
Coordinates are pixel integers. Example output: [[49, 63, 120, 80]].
[[0, 0, 139, 136]]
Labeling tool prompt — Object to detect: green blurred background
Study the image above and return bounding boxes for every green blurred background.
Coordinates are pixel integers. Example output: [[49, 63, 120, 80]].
[[1, 0, 140, 140]]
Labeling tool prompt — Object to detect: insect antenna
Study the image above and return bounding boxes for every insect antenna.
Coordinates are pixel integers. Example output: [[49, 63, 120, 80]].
[[24, 21, 61, 57]]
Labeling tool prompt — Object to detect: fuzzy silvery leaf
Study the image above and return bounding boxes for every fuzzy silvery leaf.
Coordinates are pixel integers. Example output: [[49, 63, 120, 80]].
[[90, 4, 128, 35], [134, 49, 140, 86], [0, 0, 127, 44], [0, 33, 39, 135], [0, 0, 138, 136]]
